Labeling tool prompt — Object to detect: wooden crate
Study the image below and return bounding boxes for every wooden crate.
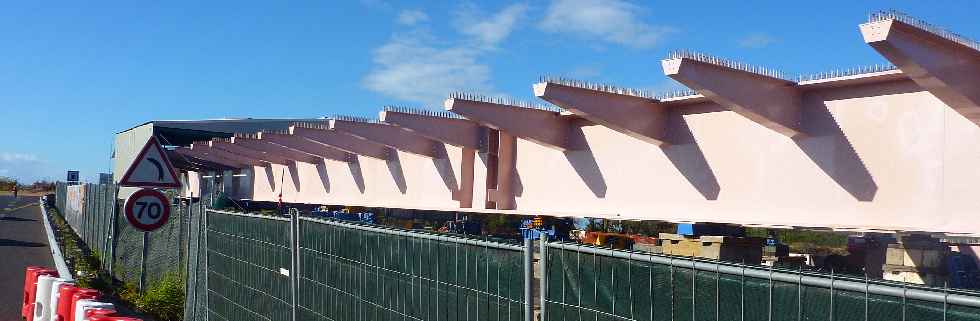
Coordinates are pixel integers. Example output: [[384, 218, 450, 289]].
[[659, 233, 764, 264]]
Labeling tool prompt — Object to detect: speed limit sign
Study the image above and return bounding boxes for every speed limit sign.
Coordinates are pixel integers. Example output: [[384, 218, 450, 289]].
[[125, 188, 171, 231]]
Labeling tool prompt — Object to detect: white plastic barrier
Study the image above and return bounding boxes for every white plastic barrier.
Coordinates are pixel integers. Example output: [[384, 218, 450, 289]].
[[34, 275, 57, 321], [73, 300, 114, 321], [47, 278, 74, 321]]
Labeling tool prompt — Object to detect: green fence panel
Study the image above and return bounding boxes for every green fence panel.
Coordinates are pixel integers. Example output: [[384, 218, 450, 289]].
[[206, 210, 292, 321], [294, 217, 526, 321], [545, 243, 980, 321]]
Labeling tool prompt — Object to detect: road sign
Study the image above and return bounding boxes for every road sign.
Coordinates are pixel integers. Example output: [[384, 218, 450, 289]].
[[66, 171, 79, 184], [118, 137, 182, 188], [124, 188, 171, 231]]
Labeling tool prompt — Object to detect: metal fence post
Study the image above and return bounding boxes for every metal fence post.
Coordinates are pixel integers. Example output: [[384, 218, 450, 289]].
[[524, 238, 533, 321], [289, 209, 299, 321], [139, 231, 148, 291], [539, 234, 548, 321], [107, 189, 118, 277], [201, 199, 211, 321]]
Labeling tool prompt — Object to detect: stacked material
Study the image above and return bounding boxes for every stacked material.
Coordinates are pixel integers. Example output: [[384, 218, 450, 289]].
[[882, 235, 948, 286], [659, 233, 765, 265]]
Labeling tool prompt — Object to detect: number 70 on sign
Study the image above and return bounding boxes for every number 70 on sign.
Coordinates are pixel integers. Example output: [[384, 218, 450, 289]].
[[124, 188, 172, 232]]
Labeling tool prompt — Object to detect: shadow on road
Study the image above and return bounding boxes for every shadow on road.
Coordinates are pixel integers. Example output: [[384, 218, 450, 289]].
[[0, 238, 46, 247], [0, 216, 36, 222]]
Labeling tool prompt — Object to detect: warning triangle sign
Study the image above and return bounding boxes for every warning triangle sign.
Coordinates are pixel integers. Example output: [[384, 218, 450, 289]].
[[119, 137, 182, 188]]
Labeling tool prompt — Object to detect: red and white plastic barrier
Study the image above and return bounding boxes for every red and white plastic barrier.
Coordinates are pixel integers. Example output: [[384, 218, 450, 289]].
[[22, 267, 142, 321]]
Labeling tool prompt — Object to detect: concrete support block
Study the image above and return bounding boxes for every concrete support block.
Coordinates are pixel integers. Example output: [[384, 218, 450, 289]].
[[662, 55, 803, 137], [290, 124, 392, 160], [207, 139, 292, 165], [445, 96, 583, 151], [329, 118, 444, 158], [380, 109, 484, 149], [230, 136, 323, 164], [256, 132, 351, 162], [534, 81, 670, 146], [861, 17, 980, 124]]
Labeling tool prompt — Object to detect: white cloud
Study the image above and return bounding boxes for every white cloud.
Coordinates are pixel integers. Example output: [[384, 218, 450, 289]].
[[364, 3, 528, 104], [737, 33, 777, 49], [0, 153, 39, 162], [539, 0, 673, 49], [363, 35, 493, 105], [0, 152, 53, 182], [454, 3, 528, 47], [397, 9, 429, 26]]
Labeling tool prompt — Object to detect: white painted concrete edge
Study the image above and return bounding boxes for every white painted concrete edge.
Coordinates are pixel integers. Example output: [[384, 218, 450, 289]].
[[39, 196, 73, 281]]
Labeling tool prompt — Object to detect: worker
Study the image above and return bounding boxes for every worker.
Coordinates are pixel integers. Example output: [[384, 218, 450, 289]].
[[12, 183, 18, 198]]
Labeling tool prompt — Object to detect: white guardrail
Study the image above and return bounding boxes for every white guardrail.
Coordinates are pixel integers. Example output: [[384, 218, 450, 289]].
[[39, 196, 73, 281]]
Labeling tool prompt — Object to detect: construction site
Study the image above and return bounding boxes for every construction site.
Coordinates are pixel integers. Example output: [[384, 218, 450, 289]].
[[45, 9, 980, 321]]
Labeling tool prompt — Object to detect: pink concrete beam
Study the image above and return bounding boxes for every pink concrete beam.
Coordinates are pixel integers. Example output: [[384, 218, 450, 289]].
[[534, 82, 670, 146], [256, 132, 352, 162], [487, 132, 517, 210], [444, 97, 580, 151], [289, 125, 391, 160], [861, 19, 980, 123], [662, 57, 803, 138], [379, 110, 483, 149], [207, 139, 292, 165], [186, 144, 268, 167], [174, 147, 246, 169], [329, 119, 443, 158], [230, 136, 323, 164]]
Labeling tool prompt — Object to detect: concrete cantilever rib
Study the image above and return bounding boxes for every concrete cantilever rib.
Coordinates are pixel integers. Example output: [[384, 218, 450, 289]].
[[861, 18, 980, 124], [289, 125, 391, 160], [168, 149, 235, 171], [534, 82, 670, 146], [230, 136, 323, 164], [379, 110, 483, 149], [444, 98, 580, 151], [186, 144, 267, 167], [255, 132, 351, 162], [329, 119, 444, 158], [173, 148, 243, 169], [662, 57, 803, 138], [207, 139, 292, 165]]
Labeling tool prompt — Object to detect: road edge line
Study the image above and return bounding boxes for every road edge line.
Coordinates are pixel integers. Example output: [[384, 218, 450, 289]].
[[39, 196, 73, 281]]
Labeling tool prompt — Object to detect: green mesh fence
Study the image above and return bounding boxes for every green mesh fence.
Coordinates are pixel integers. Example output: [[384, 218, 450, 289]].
[[53, 182, 193, 289], [111, 192, 190, 286], [196, 210, 530, 321], [205, 210, 293, 321], [296, 217, 527, 321], [544, 243, 980, 321], [55, 182, 117, 263]]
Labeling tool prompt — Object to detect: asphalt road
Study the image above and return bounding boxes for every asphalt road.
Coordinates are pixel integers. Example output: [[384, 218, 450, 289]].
[[0, 195, 54, 320]]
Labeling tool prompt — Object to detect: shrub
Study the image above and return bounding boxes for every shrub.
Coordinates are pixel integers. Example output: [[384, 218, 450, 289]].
[[135, 273, 185, 321]]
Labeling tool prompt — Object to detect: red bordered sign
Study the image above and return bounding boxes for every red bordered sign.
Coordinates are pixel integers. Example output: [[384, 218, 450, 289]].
[[124, 189, 171, 232], [118, 137, 182, 188]]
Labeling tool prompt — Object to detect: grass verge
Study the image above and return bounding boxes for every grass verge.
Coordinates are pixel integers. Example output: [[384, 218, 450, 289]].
[[45, 203, 185, 321]]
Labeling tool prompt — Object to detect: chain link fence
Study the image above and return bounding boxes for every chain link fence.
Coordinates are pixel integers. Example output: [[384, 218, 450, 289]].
[[542, 242, 980, 321], [54, 182, 196, 289], [191, 209, 533, 321]]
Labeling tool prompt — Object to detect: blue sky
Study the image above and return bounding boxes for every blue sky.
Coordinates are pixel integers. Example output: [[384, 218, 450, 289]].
[[1, 1, 977, 183]]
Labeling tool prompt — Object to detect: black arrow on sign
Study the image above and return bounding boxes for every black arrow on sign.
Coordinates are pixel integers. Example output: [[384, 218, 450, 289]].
[[147, 158, 164, 180]]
